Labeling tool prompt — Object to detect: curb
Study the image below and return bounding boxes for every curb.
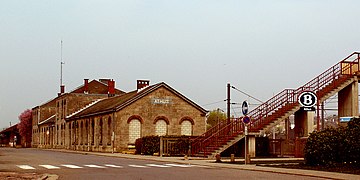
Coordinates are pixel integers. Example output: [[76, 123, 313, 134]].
[[41, 148, 360, 180]]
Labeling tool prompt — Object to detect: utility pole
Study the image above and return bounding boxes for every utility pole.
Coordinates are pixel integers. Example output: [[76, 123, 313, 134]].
[[227, 83, 231, 124]]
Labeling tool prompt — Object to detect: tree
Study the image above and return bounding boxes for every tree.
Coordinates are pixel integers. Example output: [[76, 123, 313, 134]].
[[17, 109, 32, 147], [206, 109, 226, 129]]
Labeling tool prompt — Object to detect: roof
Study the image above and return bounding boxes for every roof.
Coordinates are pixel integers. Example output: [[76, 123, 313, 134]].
[[68, 82, 207, 120], [70, 79, 125, 94], [38, 115, 56, 125], [0, 124, 19, 134]]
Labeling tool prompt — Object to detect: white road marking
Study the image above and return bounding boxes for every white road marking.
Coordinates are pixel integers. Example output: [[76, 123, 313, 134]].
[[164, 164, 192, 168], [145, 164, 170, 168], [104, 164, 123, 168], [17, 165, 35, 170], [128, 165, 149, 168], [61, 164, 83, 169], [190, 165, 212, 168], [84, 165, 106, 168], [39, 165, 60, 169]]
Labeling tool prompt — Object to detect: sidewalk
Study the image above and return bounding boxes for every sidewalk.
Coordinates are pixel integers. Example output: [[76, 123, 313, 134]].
[[49, 149, 360, 180]]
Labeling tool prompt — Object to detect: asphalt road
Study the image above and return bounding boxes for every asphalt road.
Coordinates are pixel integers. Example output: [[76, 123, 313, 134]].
[[0, 148, 325, 180]]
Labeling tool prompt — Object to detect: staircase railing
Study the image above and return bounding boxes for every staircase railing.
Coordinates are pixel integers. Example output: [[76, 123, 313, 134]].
[[248, 52, 360, 131], [191, 52, 360, 157], [191, 118, 243, 156]]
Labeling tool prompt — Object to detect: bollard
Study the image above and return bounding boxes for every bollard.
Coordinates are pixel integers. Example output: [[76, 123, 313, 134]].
[[215, 154, 222, 163], [230, 154, 235, 163], [246, 154, 251, 164]]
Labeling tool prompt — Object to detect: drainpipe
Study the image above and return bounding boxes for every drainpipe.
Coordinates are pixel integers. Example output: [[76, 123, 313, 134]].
[[112, 111, 115, 153]]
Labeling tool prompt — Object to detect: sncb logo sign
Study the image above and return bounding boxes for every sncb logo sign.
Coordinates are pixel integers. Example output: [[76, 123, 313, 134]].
[[298, 91, 317, 107]]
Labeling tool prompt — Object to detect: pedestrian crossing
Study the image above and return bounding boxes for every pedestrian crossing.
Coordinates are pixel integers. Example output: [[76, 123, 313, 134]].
[[16, 163, 204, 170]]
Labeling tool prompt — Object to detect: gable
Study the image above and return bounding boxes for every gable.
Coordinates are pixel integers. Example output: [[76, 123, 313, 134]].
[[116, 83, 207, 115]]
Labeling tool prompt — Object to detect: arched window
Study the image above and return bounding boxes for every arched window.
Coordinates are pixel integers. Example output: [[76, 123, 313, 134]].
[[181, 120, 192, 136], [128, 119, 141, 144], [85, 120, 88, 145], [91, 119, 95, 145], [99, 118, 103, 145], [108, 117, 112, 145], [80, 121, 83, 145], [180, 117, 194, 136], [155, 120, 168, 136]]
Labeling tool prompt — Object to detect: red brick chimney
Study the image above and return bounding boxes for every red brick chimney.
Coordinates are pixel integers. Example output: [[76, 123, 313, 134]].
[[137, 80, 150, 90], [84, 79, 89, 93], [108, 79, 115, 97], [58, 85, 65, 96]]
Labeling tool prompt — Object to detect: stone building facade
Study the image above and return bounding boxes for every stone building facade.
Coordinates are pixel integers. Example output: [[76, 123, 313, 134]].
[[32, 79, 124, 149], [66, 81, 207, 152]]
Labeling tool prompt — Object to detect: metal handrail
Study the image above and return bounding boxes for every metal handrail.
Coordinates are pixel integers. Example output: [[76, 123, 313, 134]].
[[191, 52, 360, 157]]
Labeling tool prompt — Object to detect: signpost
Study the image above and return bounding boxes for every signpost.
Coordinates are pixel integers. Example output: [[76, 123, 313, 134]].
[[242, 101, 250, 165]]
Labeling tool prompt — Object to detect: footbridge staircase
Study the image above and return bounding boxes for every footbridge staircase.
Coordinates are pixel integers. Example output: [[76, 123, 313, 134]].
[[191, 52, 360, 158]]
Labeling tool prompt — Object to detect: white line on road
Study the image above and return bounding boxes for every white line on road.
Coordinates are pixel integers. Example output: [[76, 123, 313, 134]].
[[17, 165, 35, 170], [128, 165, 149, 168], [145, 164, 171, 168], [164, 164, 192, 168], [84, 165, 106, 168], [104, 164, 123, 168], [39, 165, 60, 169], [61, 164, 83, 169]]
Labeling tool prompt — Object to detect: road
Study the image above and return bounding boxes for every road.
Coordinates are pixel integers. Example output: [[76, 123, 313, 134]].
[[0, 148, 324, 180]]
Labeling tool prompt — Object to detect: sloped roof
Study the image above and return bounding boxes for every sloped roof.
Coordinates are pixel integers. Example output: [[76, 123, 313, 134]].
[[68, 82, 207, 120], [0, 124, 19, 134], [38, 115, 56, 125], [70, 79, 125, 94]]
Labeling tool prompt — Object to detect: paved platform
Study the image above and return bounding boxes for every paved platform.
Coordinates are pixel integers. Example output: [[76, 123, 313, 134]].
[[45, 149, 360, 180]]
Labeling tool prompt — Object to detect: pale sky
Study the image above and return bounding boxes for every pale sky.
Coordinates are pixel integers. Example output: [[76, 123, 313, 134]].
[[1, 1, 359, 129]]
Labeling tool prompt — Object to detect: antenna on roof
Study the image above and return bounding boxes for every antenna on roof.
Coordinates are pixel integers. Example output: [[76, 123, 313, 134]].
[[60, 40, 65, 86]]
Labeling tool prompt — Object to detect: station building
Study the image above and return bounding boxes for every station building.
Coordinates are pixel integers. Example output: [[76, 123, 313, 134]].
[[32, 79, 207, 152]]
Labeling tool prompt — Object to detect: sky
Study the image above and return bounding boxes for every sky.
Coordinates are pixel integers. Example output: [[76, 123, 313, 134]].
[[1, 1, 359, 129]]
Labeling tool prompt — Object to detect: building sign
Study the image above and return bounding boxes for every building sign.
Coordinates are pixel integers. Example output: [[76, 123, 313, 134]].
[[152, 98, 172, 105], [298, 91, 317, 111]]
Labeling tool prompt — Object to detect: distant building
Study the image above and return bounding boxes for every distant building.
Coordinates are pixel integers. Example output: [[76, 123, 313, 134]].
[[0, 124, 20, 147]]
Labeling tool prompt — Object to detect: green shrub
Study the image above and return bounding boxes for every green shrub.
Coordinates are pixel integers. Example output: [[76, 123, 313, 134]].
[[304, 128, 345, 166], [344, 118, 360, 165], [141, 136, 160, 155], [134, 135, 191, 156], [305, 118, 360, 166], [135, 138, 142, 154]]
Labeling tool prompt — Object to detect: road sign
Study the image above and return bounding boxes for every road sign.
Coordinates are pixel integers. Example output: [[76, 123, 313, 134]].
[[242, 101, 249, 115], [298, 91, 317, 111], [242, 116, 251, 124]]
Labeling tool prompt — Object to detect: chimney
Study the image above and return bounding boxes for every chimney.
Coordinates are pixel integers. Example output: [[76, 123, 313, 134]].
[[108, 79, 115, 97], [137, 80, 150, 90], [58, 85, 65, 96], [84, 79, 89, 94]]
